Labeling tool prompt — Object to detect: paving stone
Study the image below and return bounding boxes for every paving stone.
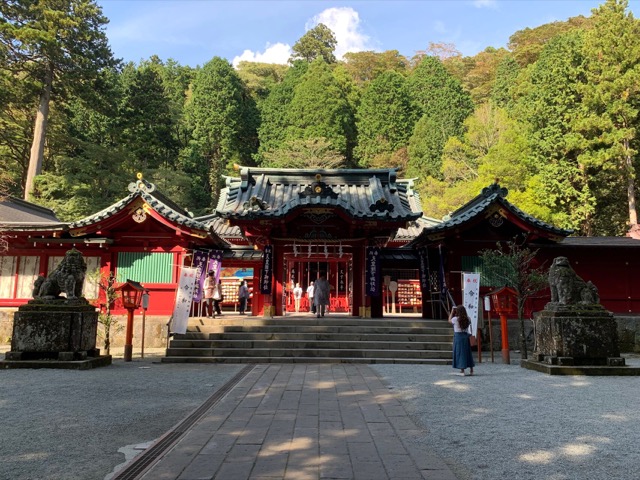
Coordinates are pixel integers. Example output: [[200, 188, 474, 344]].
[[136, 364, 457, 480]]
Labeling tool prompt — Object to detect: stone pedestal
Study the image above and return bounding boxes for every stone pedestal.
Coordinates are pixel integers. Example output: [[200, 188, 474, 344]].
[[1, 301, 111, 369], [533, 305, 621, 366], [521, 304, 640, 375]]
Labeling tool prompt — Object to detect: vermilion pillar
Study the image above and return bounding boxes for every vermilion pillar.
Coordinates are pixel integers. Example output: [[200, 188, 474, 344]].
[[273, 246, 284, 316], [500, 314, 510, 365], [351, 244, 364, 317]]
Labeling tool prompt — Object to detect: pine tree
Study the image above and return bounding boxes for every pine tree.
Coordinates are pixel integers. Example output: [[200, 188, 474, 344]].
[[285, 59, 356, 162], [186, 57, 258, 208], [354, 71, 415, 168], [0, 0, 117, 199], [406, 56, 474, 179]]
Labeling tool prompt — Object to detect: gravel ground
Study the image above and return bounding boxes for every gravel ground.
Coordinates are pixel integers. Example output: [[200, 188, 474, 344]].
[[0, 349, 243, 480], [372, 354, 640, 480], [2, 345, 639, 480]]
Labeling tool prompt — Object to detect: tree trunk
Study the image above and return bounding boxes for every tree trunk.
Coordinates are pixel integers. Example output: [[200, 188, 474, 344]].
[[625, 139, 638, 228], [518, 299, 527, 359], [24, 63, 53, 200]]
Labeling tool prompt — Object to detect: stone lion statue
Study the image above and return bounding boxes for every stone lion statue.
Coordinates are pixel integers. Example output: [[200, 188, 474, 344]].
[[548, 256, 599, 305], [33, 248, 87, 300]]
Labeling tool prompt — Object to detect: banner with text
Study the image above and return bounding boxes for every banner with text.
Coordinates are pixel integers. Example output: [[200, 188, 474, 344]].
[[192, 250, 209, 303], [365, 247, 381, 296], [462, 272, 481, 335], [260, 245, 273, 294], [171, 266, 198, 335], [208, 250, 223, 283], [418, 248, 430, 292]]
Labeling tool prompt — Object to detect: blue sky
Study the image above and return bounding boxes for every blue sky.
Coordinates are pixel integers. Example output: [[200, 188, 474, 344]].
[[97, 0, 637, 67]]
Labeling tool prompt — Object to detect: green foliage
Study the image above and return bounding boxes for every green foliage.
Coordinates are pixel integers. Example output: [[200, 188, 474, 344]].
[[512, 30, 596, 234], [285, 59, 356, 163], [419, 104, 532, 219], [341, 50, 410, 85], [407, 114, 447, 179], [86, 270, 121, 355], [575, 0, 640, 231], [0, 0, 118, 198], [456, 47, 511, 105], [186, 57, 258, 207], [260, 137, 346, 169], [480, 235, 549, 358], [406, 56, 474, 179], [491, 55, 520, 108], [354, 71, 415, 167], [255, 61, 309, 164], [508, 15, 592, 66], [34, 143, 129, 220], [236, 61, 288, 101], [290, 23, 337, 64], [119, 63, 179, 172]]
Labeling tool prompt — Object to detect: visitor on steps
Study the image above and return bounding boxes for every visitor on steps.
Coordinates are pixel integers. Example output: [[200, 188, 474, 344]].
[[238, 280, 250, 314], [313, 276, 330, 318]]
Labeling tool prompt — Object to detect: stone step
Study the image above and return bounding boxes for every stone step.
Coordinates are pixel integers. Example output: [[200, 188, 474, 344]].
[[185, 325, 452, 336], [170, 333, 453, 347], [160, 356, 452, 365], [167, 340, 453, 353], [165, 315, 455, 365], [188, 317, 449, 328], [165, 347, 451, 359]]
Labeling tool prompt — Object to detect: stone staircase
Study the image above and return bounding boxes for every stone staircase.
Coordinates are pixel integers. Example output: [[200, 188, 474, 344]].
[[161, 314, 453, 364]]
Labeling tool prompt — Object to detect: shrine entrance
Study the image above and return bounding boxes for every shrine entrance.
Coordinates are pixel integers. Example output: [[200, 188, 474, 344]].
[[283, 254, 352, 315]]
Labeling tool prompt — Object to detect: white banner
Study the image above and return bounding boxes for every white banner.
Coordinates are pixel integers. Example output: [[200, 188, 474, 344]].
[[171, 266, 198, 335], [462, 273, 481, 335]]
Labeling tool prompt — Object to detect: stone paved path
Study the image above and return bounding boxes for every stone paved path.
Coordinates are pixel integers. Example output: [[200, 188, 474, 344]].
[[136, 364, 457, 480]]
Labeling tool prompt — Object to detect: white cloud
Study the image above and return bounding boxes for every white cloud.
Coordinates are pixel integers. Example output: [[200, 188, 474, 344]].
[[309, 7, 373, 59], [230, 6, 373, 67], [473, 0, 498, 9], [232, 42, 292, 67]]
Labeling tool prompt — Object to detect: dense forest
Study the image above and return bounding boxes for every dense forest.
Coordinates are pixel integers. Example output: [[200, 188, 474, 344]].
[[1, 0, 639, 237]]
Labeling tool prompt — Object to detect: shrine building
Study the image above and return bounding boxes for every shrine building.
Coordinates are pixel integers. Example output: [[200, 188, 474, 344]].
[[2, 167, 640, 348]]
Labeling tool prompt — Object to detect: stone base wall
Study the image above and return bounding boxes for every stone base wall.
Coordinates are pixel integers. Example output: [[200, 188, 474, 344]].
[[3, 307, 640, 353], [616, 316, 640, 353], [480, 318, 534, 353]]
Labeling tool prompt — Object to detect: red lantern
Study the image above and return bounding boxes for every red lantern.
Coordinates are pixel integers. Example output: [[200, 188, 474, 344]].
[[115, 280, 145, 362], [488, 286, 517, 365]]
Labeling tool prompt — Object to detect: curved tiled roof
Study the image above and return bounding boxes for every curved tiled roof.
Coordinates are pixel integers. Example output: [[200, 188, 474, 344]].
[[0, 197, 66, 230], [394, 216, 441, 242], [69, 178, 209, 232], [196, 215, 245, 240], [215, 167, 423, 222], [411, 183, 571, 245]]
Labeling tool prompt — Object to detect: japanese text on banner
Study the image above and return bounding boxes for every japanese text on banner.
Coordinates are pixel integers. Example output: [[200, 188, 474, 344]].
[[462, 272, 481, 334], [172, 267, 198, 335], [365, 247, 381, 296]]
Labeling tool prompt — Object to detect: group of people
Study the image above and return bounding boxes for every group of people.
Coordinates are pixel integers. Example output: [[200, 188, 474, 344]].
[[202, 271, 250, 317], [291, 276, 330, 317]]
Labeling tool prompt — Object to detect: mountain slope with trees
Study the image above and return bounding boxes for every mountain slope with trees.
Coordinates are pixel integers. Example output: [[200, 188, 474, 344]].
[[1, 0, 638, 236]]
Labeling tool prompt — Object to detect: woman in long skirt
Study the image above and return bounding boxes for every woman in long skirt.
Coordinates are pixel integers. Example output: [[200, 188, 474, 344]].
[[449, 305, 475, 376]]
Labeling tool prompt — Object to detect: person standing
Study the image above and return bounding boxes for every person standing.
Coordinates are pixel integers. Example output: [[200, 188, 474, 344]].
[[293, 282, 303, 313], [307, 281, 315, 314], [449, 305, 475, 376], [203, 271, 216, 318], [313, 276, 330, 318], [238, 280, 250, 314], [212, 279, 223, 316]]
